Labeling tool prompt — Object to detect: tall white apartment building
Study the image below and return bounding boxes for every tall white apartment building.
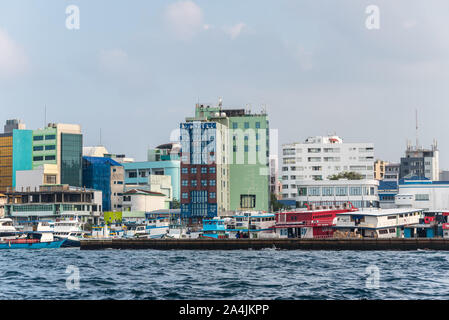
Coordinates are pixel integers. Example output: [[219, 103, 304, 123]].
[[281, 136, 374, 199]]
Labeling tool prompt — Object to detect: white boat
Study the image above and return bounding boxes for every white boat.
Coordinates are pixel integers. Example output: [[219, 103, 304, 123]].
[[132, 217, 170, 239], [0, 219, 66, 249], [225, 211, 276, 239], [0, 218, 20, 241], [53, 218, 87, 247], [34, 218, 87, 247]]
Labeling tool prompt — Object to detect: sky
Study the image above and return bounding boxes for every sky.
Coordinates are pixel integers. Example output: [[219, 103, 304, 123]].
[[0, 0, 449, 167]]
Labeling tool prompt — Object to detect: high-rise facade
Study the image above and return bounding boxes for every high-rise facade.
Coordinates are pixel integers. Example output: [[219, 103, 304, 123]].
[[400, 142, 439, 181], [0, 120, 33, 192], [32, 123, 82, 187], [82, 156, 124, 212], [180, 103, 270, 220], [281, 136, 374, 199]]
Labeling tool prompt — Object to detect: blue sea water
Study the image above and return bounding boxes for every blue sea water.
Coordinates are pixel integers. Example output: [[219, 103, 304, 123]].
[[1, 248, 449, 300]]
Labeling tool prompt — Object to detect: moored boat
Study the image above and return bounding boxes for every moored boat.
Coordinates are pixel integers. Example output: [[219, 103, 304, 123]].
[[0, 219, 66, 249]]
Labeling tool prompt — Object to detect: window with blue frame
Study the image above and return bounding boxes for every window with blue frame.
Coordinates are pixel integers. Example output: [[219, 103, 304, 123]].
[[201, 167, 207, 174], [182, 193, 188, 199], [191, 168, 197, 174], [191, 180, 197, 186], [181, 168, 188, 174], [209, 180, 216, 186], [209, 167, 216, 174], [182, 180, 188, 186], [201, 180, 207, 186], [210, 192, 216, 199]]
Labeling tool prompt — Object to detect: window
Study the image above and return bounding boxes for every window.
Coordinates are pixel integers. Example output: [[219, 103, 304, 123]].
[[33, 146, 43, 151], [128, 171, 137, 178], [415, 194, 429, 201], [45, 135, 56, 140], [191, 180, 197, 187], [232, 123, 238, 129], [244, 146, 249, 152], [240, 195, 256, 208], [244, 122, 249, 129], [210, 192, 216, 199], [182, 193, 188, 199], [201, 167, 207, 174], [349, 187, 362, 196], [45, 155, 56, 161], [191, 168, 197, 174], [209, 167, 216, 174], [255, 122, 260, 128], [209, 180, 216, 186], [298, 187, 307, 196], [33, 136, 43, 141], [201, 180, 207, 186], [181, 168, 188, 174], [322, 187, 334, 196], [308, 187, 320, 196], [33, 156, 43, 161], [336, 187, 347, 196], [182, 180, 188, 186]]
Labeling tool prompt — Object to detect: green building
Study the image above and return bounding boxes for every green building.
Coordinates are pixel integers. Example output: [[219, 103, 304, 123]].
[[32, 124, 83, 187], [183, 103, 270, 214]]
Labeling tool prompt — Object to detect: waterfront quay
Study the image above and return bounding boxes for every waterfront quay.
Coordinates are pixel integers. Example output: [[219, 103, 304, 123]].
[[80, 238, 449, 251]]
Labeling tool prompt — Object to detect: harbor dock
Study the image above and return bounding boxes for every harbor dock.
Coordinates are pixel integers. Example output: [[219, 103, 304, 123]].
[[80, 238, 449, 250]]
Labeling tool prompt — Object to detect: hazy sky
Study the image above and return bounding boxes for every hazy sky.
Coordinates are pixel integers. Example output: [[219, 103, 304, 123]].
[[1, 1, 449, 167]]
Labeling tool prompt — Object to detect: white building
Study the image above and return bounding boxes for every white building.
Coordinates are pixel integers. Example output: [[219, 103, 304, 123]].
[[15, 164, 59, 190], [291, 179, 379, 209], [122, 189, 166, 212], [269, 154, 279, 196], [83, 146, 109, 157], [395, 180, 449, 212], [0, 193, 6, 218], [281, 135, 374, 199], [334, 208, 423, 238]]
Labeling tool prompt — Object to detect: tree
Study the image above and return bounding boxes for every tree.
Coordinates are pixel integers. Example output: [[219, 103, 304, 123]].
[[171, 198, 180, 209], [328, 171, 363, 180], [270, 193, 289, 212]]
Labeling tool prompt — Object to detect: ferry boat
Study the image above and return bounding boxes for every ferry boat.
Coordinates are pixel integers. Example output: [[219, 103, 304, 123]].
[[225, 211, 276, 239], [0, 218, 66, 249], [53, 218, 88, 247], [133, 217, 170, 239], [200, 218, 228, 239]]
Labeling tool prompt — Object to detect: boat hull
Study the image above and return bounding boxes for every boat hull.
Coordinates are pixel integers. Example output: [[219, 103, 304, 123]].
[[61, 238, 81, 247], [0, 239, 66, 249]]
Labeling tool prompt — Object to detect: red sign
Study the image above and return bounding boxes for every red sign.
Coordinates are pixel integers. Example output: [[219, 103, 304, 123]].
[[443, 223, 449, 230]]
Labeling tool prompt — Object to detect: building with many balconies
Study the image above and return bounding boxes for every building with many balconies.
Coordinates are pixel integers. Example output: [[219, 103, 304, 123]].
[[281, 136, 374, 200]]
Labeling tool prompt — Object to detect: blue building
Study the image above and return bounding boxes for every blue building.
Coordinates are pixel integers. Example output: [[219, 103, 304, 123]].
[[378, 180, 398, 209], [82, 156, 124, 212], [122, 161, 180, 201]]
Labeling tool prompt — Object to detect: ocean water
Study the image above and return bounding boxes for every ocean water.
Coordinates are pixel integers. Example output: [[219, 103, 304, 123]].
[[1, 248, 449, 300]]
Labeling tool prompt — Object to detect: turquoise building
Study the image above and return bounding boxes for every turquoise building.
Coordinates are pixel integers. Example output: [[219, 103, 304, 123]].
[[12, 129, 33, 188]]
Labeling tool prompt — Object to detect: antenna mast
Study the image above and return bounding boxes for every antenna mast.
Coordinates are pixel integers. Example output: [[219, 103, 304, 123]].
[[415, 109, 419, 150]]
